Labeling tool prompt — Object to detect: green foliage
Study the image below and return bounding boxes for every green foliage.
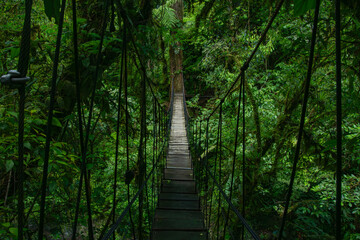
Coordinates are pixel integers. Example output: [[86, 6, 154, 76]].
[[153, 5, 179, 28], [1, 0, 360, 239]]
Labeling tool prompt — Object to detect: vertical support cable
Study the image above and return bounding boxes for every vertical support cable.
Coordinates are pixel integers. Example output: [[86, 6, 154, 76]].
[[335, 0, 342, 239], [241, 70, 246, 240], [71, 0, 88, 237], [15, 0, 32, 238], [138, 63, 147, 240], [204, 119, 210, 229], [278, 1, 320, 238], [17, 86, 25, 240], [152, 99, 157, 214], [197, 120, 201, 180], [38, 0, 66, 238], [216, 104, 223, 240], [208, 109, 222, 236]]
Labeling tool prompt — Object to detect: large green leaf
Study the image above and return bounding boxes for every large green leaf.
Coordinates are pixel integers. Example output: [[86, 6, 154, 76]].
[[43, 0, 60, 23], [5, 160, 14, 172], [294, 0, 316, 17]]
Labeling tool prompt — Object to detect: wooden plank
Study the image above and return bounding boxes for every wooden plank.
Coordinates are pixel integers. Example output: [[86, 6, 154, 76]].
[[152, 94, 206, 239], [154, 209, 203, 219], [158, 199, 199, 210], [162, 180, 196, 193], [159, 193, 198, 201], [164, 168, 194, 180], [153, 217, 204, 230], [152, 231, 207, 240]]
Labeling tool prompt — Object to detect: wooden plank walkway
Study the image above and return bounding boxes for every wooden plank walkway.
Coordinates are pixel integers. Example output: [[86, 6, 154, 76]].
[[152, 94, 207, 240]]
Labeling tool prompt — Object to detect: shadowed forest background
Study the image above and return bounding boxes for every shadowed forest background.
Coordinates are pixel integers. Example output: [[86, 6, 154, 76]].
[[1, 0, 360, 239]]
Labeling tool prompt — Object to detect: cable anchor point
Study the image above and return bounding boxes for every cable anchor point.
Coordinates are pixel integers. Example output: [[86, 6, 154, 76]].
[[1, 70, 30, 89]]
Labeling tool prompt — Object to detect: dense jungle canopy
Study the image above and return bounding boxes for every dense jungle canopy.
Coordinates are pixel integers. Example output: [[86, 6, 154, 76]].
[[1, 0, 360, 239]]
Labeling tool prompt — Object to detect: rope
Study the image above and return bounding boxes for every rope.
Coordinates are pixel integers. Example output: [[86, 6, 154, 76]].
[[38, 0, 66, 238], [335, 0, 342, 238], [278, 1, 320, 238]]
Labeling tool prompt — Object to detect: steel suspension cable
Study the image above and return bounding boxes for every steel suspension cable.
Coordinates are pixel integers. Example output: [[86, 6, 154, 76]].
[[38, 0, 66, 238], [278, 1, 320, 239]]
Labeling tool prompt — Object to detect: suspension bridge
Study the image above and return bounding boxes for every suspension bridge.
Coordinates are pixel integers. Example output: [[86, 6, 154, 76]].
[[1, 0, 344, 239]]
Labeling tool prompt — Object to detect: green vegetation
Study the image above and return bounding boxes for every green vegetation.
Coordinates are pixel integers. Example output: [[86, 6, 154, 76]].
[[1, 0, 359, 239]]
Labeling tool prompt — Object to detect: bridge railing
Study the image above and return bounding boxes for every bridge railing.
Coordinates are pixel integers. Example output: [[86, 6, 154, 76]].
[[185, 0, 343, 239], [0, 0, 173, 238]]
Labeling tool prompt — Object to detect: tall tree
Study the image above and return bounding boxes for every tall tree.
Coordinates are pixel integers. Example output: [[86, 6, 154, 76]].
[[169, 0, 184, 93]]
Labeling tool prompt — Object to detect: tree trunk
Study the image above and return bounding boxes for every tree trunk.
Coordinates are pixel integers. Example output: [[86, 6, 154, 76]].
[[170, 0, 184, 93]]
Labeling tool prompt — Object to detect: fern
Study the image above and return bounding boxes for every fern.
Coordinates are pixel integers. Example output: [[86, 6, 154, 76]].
[[153, 5, 179, 28]]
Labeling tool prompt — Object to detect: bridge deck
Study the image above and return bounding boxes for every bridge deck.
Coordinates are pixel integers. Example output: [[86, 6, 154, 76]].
[[152, 94, 207, 240]]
